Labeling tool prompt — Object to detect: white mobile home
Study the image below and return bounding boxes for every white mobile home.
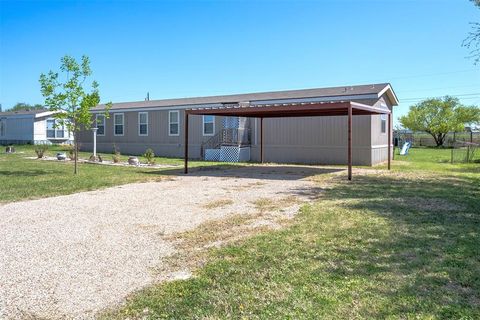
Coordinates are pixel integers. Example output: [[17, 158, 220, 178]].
[[0, 110, 73, 145]]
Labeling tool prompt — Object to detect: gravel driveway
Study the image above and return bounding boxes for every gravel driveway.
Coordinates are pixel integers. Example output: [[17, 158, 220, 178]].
[[0, 165, 332, 319]]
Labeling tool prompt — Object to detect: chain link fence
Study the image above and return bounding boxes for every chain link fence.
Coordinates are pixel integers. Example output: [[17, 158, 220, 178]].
[[394, 131, 480, 148], [394, 130, 480, 164], [450, 141, 480, 164]]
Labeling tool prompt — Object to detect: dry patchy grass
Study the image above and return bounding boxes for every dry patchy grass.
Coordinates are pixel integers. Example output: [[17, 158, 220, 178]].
[[252, 195, 300, 213], [202, 199, 234, 210]]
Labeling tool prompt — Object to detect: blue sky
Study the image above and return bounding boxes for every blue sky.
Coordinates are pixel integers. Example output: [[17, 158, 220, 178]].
[[1, 0, 479, 125]]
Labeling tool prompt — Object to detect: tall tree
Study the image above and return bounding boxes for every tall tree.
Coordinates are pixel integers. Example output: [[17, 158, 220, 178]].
[[400, 96, 480, 147], [39, 55, 110, 174], [9, 102, 45, 112], [463, 0, 480, 64]]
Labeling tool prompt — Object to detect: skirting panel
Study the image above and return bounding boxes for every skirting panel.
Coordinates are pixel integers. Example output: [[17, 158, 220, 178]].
[[205, 149, 221, 161], [204, 147, 251, 162]]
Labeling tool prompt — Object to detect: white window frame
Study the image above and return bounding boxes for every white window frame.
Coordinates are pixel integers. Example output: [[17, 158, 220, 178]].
[[380, 114, 387, 134], [113, 113, 124, 136], [169, 110, 179, 136], [203, 115, 215, 136], [46, 118, 67, 139], [138, 112, 148, 136], [96, 114, 106, 136], [46, 118, 56, 139]]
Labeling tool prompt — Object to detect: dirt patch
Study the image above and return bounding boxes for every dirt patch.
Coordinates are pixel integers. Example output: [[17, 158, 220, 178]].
[[202, 199, 234, 210], [252, 196, 301, 213]]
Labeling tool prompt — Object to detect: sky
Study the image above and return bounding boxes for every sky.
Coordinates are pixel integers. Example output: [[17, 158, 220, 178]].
[[0, 0, 479, 126]]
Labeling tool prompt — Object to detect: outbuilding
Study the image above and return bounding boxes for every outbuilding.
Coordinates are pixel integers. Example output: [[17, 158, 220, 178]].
[[0, 110, 73, 145]]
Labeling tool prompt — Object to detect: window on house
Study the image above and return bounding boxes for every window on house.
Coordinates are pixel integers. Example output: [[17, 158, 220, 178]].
[[203, 115, 214, 136], [169, 111, 179, 136], [0, 119, 5, 136], [46, 119, 55, 138], [56, 123, 65, 138], [380, 114, 387, 134], [114, 113, 124, 136], [46, 118, 66, 139], [96, 114, 105, 136], [138, 112, 148, 136]]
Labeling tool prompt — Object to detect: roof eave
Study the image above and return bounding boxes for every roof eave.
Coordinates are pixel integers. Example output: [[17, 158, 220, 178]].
[[377, 84, 399, 106]]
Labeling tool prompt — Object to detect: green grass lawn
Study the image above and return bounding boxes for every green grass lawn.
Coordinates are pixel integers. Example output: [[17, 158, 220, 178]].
[[102, 148, 480, 319], [0, 144, 224, 203], [1, 146, 479, 318]]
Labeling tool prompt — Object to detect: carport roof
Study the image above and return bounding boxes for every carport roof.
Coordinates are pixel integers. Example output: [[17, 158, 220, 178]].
[[92, 83, 398, 111], [185, 101, 390, 118]]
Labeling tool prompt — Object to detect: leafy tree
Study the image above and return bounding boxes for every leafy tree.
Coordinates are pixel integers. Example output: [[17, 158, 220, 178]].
[[463, 0, 480, 64], [9, 102, 45, 112], [400, 96, 480, 147], [39, 55, 110, 174]]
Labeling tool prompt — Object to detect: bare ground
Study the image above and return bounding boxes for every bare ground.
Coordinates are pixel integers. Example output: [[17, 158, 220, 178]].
[[0, 165, 336, 319]]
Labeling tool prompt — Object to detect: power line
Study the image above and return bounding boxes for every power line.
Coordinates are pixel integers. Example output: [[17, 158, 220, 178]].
[[401, 97, 480, 103], [401, 92, 480, 101], [397, 84, 480, 93], [365, 68, 479, 83]]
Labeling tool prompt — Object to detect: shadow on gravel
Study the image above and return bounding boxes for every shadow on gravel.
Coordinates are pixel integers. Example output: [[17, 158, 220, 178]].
[[147, 165, 344, 181]]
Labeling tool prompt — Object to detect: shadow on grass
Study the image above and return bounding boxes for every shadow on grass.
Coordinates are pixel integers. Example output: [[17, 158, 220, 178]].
[[0, 169, 52, 177], [314, 173, 480, 317]]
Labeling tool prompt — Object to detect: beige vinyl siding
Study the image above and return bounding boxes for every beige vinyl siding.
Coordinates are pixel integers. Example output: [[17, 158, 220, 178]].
[[79, 110, 222, 158], [249, 115, 372, 165], [369, 95, 393, 164]]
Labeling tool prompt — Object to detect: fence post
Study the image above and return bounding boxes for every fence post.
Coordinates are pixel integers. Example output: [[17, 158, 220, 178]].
[[451, 148, 454, 164]]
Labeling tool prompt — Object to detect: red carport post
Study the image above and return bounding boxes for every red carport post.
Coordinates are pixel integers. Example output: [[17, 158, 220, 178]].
[[260, 117, 264, 163], [184, 111, 189, 174], [388, 112, 391, 170], [348, 105, 352, 180]]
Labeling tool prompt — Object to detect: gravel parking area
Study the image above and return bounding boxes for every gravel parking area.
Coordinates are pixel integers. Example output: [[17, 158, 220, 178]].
[[0, 165, 333, 319]]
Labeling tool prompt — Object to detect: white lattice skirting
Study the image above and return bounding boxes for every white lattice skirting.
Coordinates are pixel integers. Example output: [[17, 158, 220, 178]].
[[205, 149, 221, 161], [205, 146, 250, 162]]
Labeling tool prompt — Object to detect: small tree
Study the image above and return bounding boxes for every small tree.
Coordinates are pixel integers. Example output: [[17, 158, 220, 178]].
[[400, 96, 480, 147], [39, 55, 110, 174]]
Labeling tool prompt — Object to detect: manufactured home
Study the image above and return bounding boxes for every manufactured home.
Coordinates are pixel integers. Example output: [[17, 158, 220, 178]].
[[0, 110, 73, 145], [79, 83, 398, 165]]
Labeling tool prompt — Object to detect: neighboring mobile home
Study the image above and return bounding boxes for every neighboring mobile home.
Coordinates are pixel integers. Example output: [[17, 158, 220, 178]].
[[0, 110, 73, 145], [79, 83, 398, 165]]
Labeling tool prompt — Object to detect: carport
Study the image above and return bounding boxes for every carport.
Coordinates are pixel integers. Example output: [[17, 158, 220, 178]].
[[184, 101, 392, 180]]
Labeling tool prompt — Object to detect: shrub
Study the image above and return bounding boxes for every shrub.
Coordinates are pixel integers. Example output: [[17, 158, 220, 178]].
[[88, 154, 102, 162], [143, 148, 155, 165], [34, 144, 48, 158], [64, 144, 75, 160], [112, 145, 121, 163]]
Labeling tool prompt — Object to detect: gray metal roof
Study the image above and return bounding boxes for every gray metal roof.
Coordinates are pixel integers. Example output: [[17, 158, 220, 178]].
[[93, 83, 398, 111], [0, 109, 48, 116]]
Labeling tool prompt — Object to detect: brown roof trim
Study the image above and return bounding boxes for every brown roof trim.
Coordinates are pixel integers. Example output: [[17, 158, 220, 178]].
[[185, 101, 390, 118]]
